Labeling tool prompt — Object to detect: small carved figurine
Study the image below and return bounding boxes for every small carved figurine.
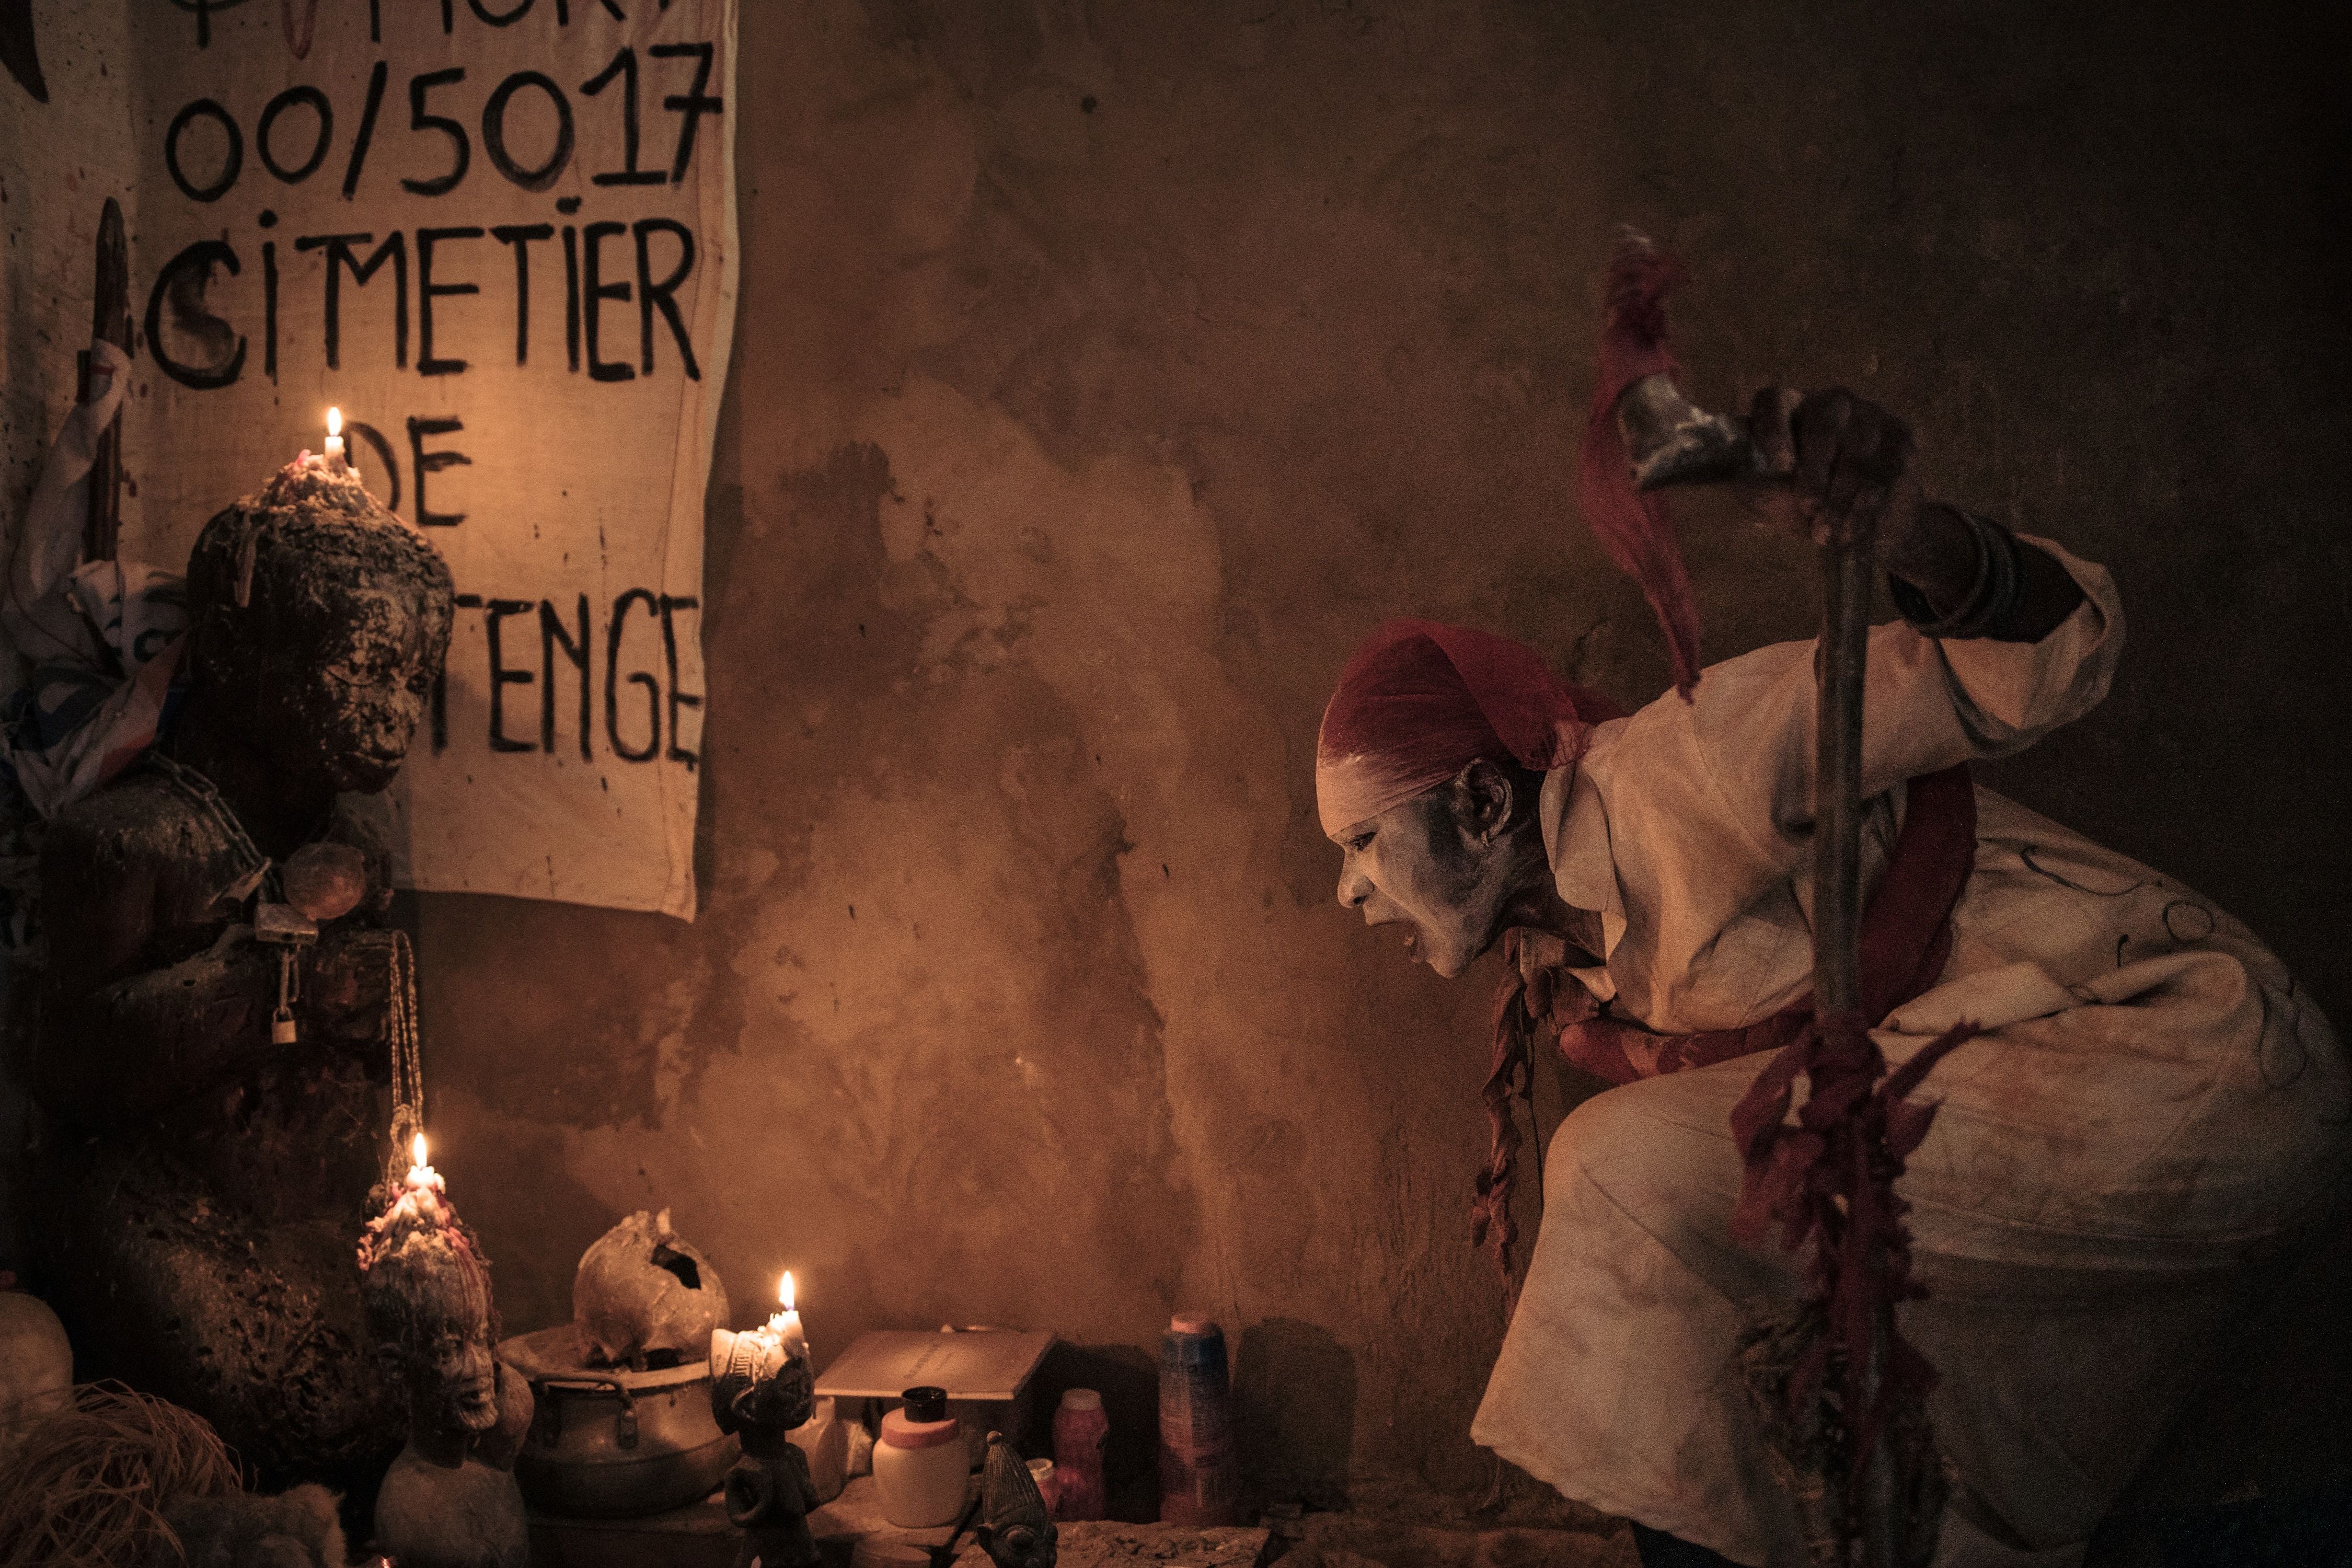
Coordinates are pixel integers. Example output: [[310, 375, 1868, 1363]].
[[976, 1432, 1058, 1568], [32, 457, 455, 1516], [709, 1340, 822, 1568], [358, 1180, 533, 1568]]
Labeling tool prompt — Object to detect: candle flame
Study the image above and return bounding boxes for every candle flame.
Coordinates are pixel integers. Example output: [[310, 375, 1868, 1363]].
[[411, 1131, 428, 1168], [779, 1271, 794, 1311], [327, 407, 342, 438]]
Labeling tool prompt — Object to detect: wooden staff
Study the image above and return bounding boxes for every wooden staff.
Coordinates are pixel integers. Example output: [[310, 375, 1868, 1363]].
[[1811, 494, 1905, 1567], [1612, 346, 1930, 1566], [79, 197, 130, 565]]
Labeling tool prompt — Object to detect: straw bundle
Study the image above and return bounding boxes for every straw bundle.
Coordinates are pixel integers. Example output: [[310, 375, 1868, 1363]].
[[0, 1382, 238, 1568]]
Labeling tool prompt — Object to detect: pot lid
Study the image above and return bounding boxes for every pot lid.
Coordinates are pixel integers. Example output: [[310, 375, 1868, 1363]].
[[499, 1324, 713, 1392]]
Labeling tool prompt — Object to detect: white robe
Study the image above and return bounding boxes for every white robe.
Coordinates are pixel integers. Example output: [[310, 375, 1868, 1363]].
[[1468, 541, 2349, 1567]]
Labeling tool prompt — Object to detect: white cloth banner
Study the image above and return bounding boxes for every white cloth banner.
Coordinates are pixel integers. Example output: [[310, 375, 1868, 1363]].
[[120, 0, 736, 918]]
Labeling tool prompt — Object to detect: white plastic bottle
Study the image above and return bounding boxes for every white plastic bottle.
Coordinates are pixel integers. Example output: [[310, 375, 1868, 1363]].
[[873, 1385, 967, 1528]]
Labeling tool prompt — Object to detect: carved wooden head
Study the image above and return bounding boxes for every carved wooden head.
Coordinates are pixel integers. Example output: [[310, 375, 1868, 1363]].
[[186, 462, 456, 796], [359, 1208, 501, 1436]]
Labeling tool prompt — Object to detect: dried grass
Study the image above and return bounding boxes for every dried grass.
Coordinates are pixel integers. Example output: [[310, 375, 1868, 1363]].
[[0, 1382, 238, 1568]]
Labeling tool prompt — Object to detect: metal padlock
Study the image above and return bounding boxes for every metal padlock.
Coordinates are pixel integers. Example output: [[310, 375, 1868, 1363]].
[[254, 903, 318, 1047], [253, 903, 320, 947]]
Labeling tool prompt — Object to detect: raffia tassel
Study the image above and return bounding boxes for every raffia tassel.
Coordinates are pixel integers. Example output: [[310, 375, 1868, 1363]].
[[0, 1382, 239, 1568]]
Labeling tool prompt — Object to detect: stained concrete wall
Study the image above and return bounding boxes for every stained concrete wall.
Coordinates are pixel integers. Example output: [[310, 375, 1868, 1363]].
[[401, 0, 2337, 1507], [0, 6, 137, 525], [1, 1, 140, 1270]]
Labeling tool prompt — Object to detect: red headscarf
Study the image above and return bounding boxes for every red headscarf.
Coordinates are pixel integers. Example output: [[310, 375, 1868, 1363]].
[[1315, 620, 1622, 836]]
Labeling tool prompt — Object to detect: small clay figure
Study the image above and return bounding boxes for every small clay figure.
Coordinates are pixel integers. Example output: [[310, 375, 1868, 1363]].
[[975, 1432, 1058, 1568], [30, 457, 454, 1514], [709, 1346, 822, 1568], [358, 1184, 533, 1568]]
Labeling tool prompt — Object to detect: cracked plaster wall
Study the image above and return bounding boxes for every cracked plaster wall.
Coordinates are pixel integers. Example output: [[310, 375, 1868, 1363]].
[[407, 0, 2349, 1504], [2, 0, 139, 1271]]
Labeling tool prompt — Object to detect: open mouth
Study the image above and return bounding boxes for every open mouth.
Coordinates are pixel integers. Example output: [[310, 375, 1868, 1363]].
[[1401, 928, 1421, 959]]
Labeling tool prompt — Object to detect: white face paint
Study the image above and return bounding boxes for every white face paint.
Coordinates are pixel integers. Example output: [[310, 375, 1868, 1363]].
[[1330, 788, 1492, 979]]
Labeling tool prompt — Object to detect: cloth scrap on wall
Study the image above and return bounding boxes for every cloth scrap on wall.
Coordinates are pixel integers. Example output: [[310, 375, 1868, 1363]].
[[1, 340, 190, 953]]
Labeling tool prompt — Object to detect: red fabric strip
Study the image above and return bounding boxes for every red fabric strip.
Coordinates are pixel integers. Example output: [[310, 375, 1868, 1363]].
[[1575, 239, 1705, 699]]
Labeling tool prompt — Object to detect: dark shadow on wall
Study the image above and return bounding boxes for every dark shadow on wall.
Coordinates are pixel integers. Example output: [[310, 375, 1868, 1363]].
[[1235, 1316, 1357, 1513], [1031, 1326, 1358, 1522]]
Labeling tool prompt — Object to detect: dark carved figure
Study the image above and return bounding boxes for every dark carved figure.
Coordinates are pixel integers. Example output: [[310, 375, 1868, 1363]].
[[359, 1183, 532, 1568], [710, 1345, 822, 1568], [30, 459, 455, 1511], [976, 1432, 1058, 1568]]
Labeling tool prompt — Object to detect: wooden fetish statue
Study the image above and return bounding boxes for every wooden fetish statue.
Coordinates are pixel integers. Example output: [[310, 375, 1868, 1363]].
[[32, 457, 454, 1513]]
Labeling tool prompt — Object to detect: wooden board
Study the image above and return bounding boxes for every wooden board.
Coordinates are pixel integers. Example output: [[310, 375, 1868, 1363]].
[[816, 1330, 1055, 1402]]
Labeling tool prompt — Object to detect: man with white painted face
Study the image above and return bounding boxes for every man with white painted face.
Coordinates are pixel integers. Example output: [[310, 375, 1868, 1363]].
[[1317, 387, 2349, 1568]]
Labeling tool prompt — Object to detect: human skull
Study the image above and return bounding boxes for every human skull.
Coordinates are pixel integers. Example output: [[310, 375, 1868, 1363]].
[[573, 1208, 729, 1368]]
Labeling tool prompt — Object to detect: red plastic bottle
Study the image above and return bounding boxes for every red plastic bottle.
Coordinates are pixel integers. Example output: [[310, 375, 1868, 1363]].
[[1051, 1387, 1109, 1521]]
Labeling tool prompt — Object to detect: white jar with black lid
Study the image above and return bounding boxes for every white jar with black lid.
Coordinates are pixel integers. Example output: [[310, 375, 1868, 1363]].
[[873, 1384, 967, 1527]]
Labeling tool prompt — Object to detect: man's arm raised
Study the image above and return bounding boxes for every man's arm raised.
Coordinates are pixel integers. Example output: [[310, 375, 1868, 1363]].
[[1746, 386, 2088, 642], [1569, 390, 2122, 1022]]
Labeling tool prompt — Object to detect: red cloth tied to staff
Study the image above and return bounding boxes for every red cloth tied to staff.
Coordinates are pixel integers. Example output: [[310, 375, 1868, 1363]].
[[1559, 233, 1974, 1513], [1727, 1009, 1979, 1475], [1577, 238, 1705, 699]]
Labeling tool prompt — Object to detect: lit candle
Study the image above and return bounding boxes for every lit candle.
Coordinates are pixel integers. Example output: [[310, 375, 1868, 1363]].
[[391, 1131, 446, 1222], [324, 407, 347, 472], [712, 1271, 810, 1386], [768, 1271, 808, 1363]]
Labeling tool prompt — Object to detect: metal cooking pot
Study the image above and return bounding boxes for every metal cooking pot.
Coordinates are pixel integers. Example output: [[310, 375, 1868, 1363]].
[[500, 1324, 738, 1517]]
